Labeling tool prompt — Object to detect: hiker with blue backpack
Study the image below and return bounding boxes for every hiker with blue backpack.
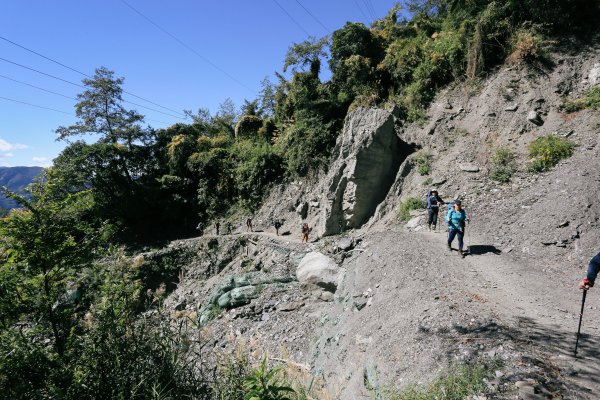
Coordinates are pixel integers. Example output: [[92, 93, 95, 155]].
[[426, 189, 445, 230], [447, 199, 469, 258]]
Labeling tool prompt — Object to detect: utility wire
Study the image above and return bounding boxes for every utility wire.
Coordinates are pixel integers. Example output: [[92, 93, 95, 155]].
[[0, 95, 75, 116], [361, 0, 376, 19], [0, 35, 187, 118], [271, 0, 312, 37], [366, 0, 377, 17], [293, 0, 331, 34], [0, 59, 185, 120], [353, 0, 370, 21], [120, 0, 255, 94], [0, 57, 84, 88], [0, 73, 75, 100]]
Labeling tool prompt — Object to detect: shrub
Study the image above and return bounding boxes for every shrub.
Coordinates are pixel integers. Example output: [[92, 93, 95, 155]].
[[413, 153, 432, 176], [561, 86, 600, 112], [490, 148, 516, 183], [397, 197, 426, 222], [382, 362, 495, 400], [506, 28, 548, 65], [235, 115, 264, 139], [527, 135, 576, 172], [243, 357, 296, 400]]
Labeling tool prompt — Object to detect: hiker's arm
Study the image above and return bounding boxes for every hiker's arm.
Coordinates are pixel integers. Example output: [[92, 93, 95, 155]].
[[583, 253, 600, 288]]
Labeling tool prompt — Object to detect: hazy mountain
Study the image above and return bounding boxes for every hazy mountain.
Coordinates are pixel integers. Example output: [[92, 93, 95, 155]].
[[0, 166, 44, 210]]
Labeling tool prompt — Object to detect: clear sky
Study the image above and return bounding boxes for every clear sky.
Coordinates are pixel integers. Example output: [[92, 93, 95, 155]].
[[0, 0, 399, 167]]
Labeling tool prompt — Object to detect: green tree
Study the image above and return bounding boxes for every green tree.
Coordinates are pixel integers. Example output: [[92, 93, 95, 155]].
[[283, 36, 329, 75]]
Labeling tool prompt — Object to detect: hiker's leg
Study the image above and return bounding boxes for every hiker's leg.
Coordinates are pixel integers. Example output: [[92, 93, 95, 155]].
[[457, 230, 464, 251], [427, 209, 434, 226], [432, 208, 438, 226], [448, 228, 457, 246]]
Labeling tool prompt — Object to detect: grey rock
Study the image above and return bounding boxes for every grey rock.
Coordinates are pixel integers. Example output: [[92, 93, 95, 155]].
[[297, 252, 343, 292], [319, 109, 408, 235], [278, 301, 305, 311], [527, 111, 544, 126], [459, 163, 480, 173], [405, 216, 423, 229], [337, 237, 354, 251], [296, 202, 308, 219], [504, 104, 519, 111], [590, 63, 600, 85]]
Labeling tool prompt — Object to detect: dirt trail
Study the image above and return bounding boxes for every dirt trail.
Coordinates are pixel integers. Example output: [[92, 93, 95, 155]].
[[420, 228, 600, 398]]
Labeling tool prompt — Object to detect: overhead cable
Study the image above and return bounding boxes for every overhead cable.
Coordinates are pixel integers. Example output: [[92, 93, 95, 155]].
[[0, 35, 187, 118], [272, 0, 312, 36], [293, 0, 331, 34], [0, 60, 185, 120], [0, 95, 75, 116], [120, 0, 256, 94]]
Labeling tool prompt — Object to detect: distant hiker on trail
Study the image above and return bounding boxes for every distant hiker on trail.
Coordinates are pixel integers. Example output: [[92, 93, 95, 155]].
[[273, 219, 282, 236], [226, 222, 233, 235], [215, 222, 220, 235], [426, 189, 445, 230], [246, 218, 253, 232], [447, 200, 468, 258], [579, 252, 600, 290], [301, 223, 310, 243]]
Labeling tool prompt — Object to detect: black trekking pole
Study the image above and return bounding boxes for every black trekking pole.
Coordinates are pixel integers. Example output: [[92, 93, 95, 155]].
[[575, 289, 588, 357]]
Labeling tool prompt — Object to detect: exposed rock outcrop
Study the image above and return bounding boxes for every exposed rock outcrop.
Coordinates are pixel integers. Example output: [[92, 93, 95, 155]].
[[319, 108, 414, 235], [296, 251, 343, 292]]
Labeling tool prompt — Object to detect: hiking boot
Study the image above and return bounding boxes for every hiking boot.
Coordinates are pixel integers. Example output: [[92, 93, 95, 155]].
[[447, 244, 452, 252], [459, 250, 465, 258], [432, 225, 436, 231]]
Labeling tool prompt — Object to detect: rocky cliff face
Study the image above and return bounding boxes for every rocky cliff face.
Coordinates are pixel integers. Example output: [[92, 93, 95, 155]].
[[318, 108, 414, 235]]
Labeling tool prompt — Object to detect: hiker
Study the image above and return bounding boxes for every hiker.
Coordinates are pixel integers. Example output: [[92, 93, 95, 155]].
[[273, 219, 282, 236], [246, 218, 253, 232], [579, 252, 600, 290], [301, 223, 310, 243], [215, 221, 220, 235], [447, 200, 468, 258], [226, 222, 233, 235], [426, 189, 445, 230]]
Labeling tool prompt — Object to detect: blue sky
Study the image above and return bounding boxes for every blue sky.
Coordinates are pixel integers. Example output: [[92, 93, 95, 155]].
[[0, 0, 399, 167]]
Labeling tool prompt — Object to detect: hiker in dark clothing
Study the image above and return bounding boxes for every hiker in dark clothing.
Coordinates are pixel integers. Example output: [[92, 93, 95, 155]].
[[246, 218, 253, 232], [426, 189, 445, 230], [301, 223, 310, 243], [273, 219, 282, 236], [579, 252, 600, 290], [447, 200, 468, 258], [226, 222, 233, 235], [215, 222, 220, 235]]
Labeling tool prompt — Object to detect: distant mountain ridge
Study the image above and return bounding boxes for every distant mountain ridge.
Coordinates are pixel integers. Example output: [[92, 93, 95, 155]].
[[0, 166, 44, 209]]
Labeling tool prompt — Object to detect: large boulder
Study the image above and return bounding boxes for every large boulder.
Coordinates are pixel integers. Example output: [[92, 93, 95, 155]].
[[319, 108, 414, 235], [296, 252, 343, 292]]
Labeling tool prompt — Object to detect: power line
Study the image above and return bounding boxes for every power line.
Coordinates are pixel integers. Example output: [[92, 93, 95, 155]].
[[366, 0, 378, 17], [272, 0, 312, 37], [361, 0, 376, 19], [0, 57, 84, 88], [0, 73, 76, 100], [119, 0, 256, 94], [0, 35, 188, 118], [0, 95, 75, 116], [0, 59, 186, 120], [353, 0, 370, 21], [293, 0, 331, 34]]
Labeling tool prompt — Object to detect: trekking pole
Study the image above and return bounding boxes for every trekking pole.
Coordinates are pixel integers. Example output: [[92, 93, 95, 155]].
[[575, 289, 588, 357]]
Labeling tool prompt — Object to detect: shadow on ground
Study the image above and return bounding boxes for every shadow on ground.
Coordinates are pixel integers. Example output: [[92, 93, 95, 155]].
[[419, 316, 600, 398], [468, 245, 502, 255]]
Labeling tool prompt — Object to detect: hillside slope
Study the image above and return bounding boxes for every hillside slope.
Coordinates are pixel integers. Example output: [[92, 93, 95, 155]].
[[0, 166, 44, 209], [152, 45, 600, 399]]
